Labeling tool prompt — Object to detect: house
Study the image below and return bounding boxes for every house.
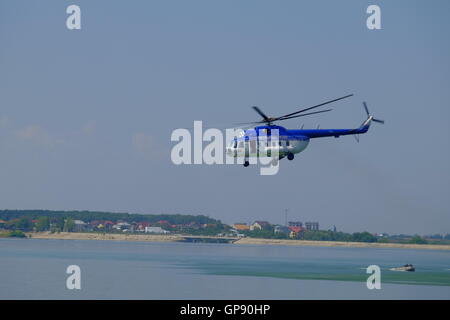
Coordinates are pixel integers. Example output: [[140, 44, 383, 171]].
[[89, 220, 104, 230], [136, 222, 151, 232], [274, 225, 290, 234], [113, 222, 132, 232], [250, 221, 271, 231], [305, 222, 319, 231], [288, 221, 303, 227], [103, 221, 114, 230], [144, 226, 169, 234], [288, 226, 304, 238], [73, 220, 87, 232], [187, 222, 201, 229], [233, 224, 250, 231]]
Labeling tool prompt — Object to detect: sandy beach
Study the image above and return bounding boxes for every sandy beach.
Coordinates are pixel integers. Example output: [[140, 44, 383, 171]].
[[234, 237, 450, 250], [23, 232, 450, 250], [27, 232, 184, 242]]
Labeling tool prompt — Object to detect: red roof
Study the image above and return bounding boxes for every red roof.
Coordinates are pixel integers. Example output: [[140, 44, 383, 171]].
[[138, 222, 151, 227], [288, 226, 303, 233]]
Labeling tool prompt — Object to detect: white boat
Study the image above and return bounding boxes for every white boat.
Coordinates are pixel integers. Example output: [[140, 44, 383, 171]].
[[389, 264, 415, 272]]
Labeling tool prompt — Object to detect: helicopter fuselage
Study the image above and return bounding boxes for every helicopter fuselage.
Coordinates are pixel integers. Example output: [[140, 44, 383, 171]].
[[226, 126, 309, 159], [225, 95, 382, 165], [226, 120, 372, 160]]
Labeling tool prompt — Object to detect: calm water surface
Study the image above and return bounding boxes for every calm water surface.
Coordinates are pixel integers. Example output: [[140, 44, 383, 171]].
[[0, 238, 449, 299]]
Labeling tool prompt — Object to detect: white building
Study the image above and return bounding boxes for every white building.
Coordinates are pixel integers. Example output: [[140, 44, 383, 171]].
[[113, 222, 132, 231], [73, 220, 87, 232], [144, 226, 169, 234]]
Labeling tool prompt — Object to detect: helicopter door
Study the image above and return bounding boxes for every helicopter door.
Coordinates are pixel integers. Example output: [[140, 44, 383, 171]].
[[237, 141, 245, 157], [244, 139, 250, 158], [249, 139, 257, 156]]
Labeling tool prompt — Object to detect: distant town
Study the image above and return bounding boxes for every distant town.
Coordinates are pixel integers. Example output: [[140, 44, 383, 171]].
[[1, 210, 449, 245]]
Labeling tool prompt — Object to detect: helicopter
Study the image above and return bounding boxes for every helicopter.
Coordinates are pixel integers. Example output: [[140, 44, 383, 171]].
[[226, 94, 384, 167]]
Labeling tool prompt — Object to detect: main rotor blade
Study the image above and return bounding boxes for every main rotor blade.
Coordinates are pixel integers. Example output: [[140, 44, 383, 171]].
[[233, 120, 266, 126], [363, 102, 370, 116], [252, 106, 270, 122], [275, 94, 353, 121], [234, 109, 333, 125], [274, 108, 333, 121]]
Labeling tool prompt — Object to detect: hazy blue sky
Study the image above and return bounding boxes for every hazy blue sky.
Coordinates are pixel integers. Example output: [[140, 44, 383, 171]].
[[1, 0, 449, 234]]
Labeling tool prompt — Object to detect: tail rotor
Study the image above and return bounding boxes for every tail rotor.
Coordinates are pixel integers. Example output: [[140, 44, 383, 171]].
[[363, 102, 384, 124]]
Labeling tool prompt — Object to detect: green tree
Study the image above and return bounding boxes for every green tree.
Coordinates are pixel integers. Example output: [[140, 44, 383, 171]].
[[51, 216, 65, 232], [12, 217, 33, 231], [351, 232, 378, 243], [409, 235, 428, 244], [36, 216, 50, 231], [63, 218, 75, 232], [8, 230, 27, 238]]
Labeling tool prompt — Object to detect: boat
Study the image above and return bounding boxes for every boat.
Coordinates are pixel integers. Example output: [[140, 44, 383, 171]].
[[389, 264, 415, 272]]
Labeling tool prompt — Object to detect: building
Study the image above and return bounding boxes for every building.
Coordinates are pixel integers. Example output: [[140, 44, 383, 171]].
[[305, 222, 319, 231], [73, 220, 87, 232], [157, 220, 170, 226], [144, 226, 169, 234], [288, 226, 304, 238], [288, 221, 303, 227], [250, 221, 271, 231], [233, 224, 250, 231], [113, 222, 132, 232], [136, 222, 151, 232], [103, 221, 114, 231], [274, 225, 290, 234]]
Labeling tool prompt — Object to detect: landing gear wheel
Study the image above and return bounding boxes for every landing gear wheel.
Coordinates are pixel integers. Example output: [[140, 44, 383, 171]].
[[287, 153, 294, 161], [244, 160, 250, 167]]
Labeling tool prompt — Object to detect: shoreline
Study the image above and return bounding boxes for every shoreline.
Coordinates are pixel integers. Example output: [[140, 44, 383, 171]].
[[20, 232, 450, 250], [234, 237, 450, 250], [25, 232, 184, 242]]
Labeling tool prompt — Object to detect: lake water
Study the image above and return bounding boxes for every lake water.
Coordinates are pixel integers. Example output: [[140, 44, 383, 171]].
[[0, 238, 449, 299]]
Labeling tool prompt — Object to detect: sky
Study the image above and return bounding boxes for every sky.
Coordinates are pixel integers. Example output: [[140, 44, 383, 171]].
[[1, 0, 449, 235]]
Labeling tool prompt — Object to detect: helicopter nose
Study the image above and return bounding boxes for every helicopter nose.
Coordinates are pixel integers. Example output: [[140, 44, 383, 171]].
[[226, 147, 235, 156]]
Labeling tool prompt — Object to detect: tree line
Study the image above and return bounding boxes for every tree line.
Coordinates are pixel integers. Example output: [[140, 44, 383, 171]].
[[0, 210, 222, 232]]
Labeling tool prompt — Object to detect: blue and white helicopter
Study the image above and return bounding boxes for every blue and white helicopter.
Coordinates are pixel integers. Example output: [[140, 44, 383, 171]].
[[226, 94, 384, 167]]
